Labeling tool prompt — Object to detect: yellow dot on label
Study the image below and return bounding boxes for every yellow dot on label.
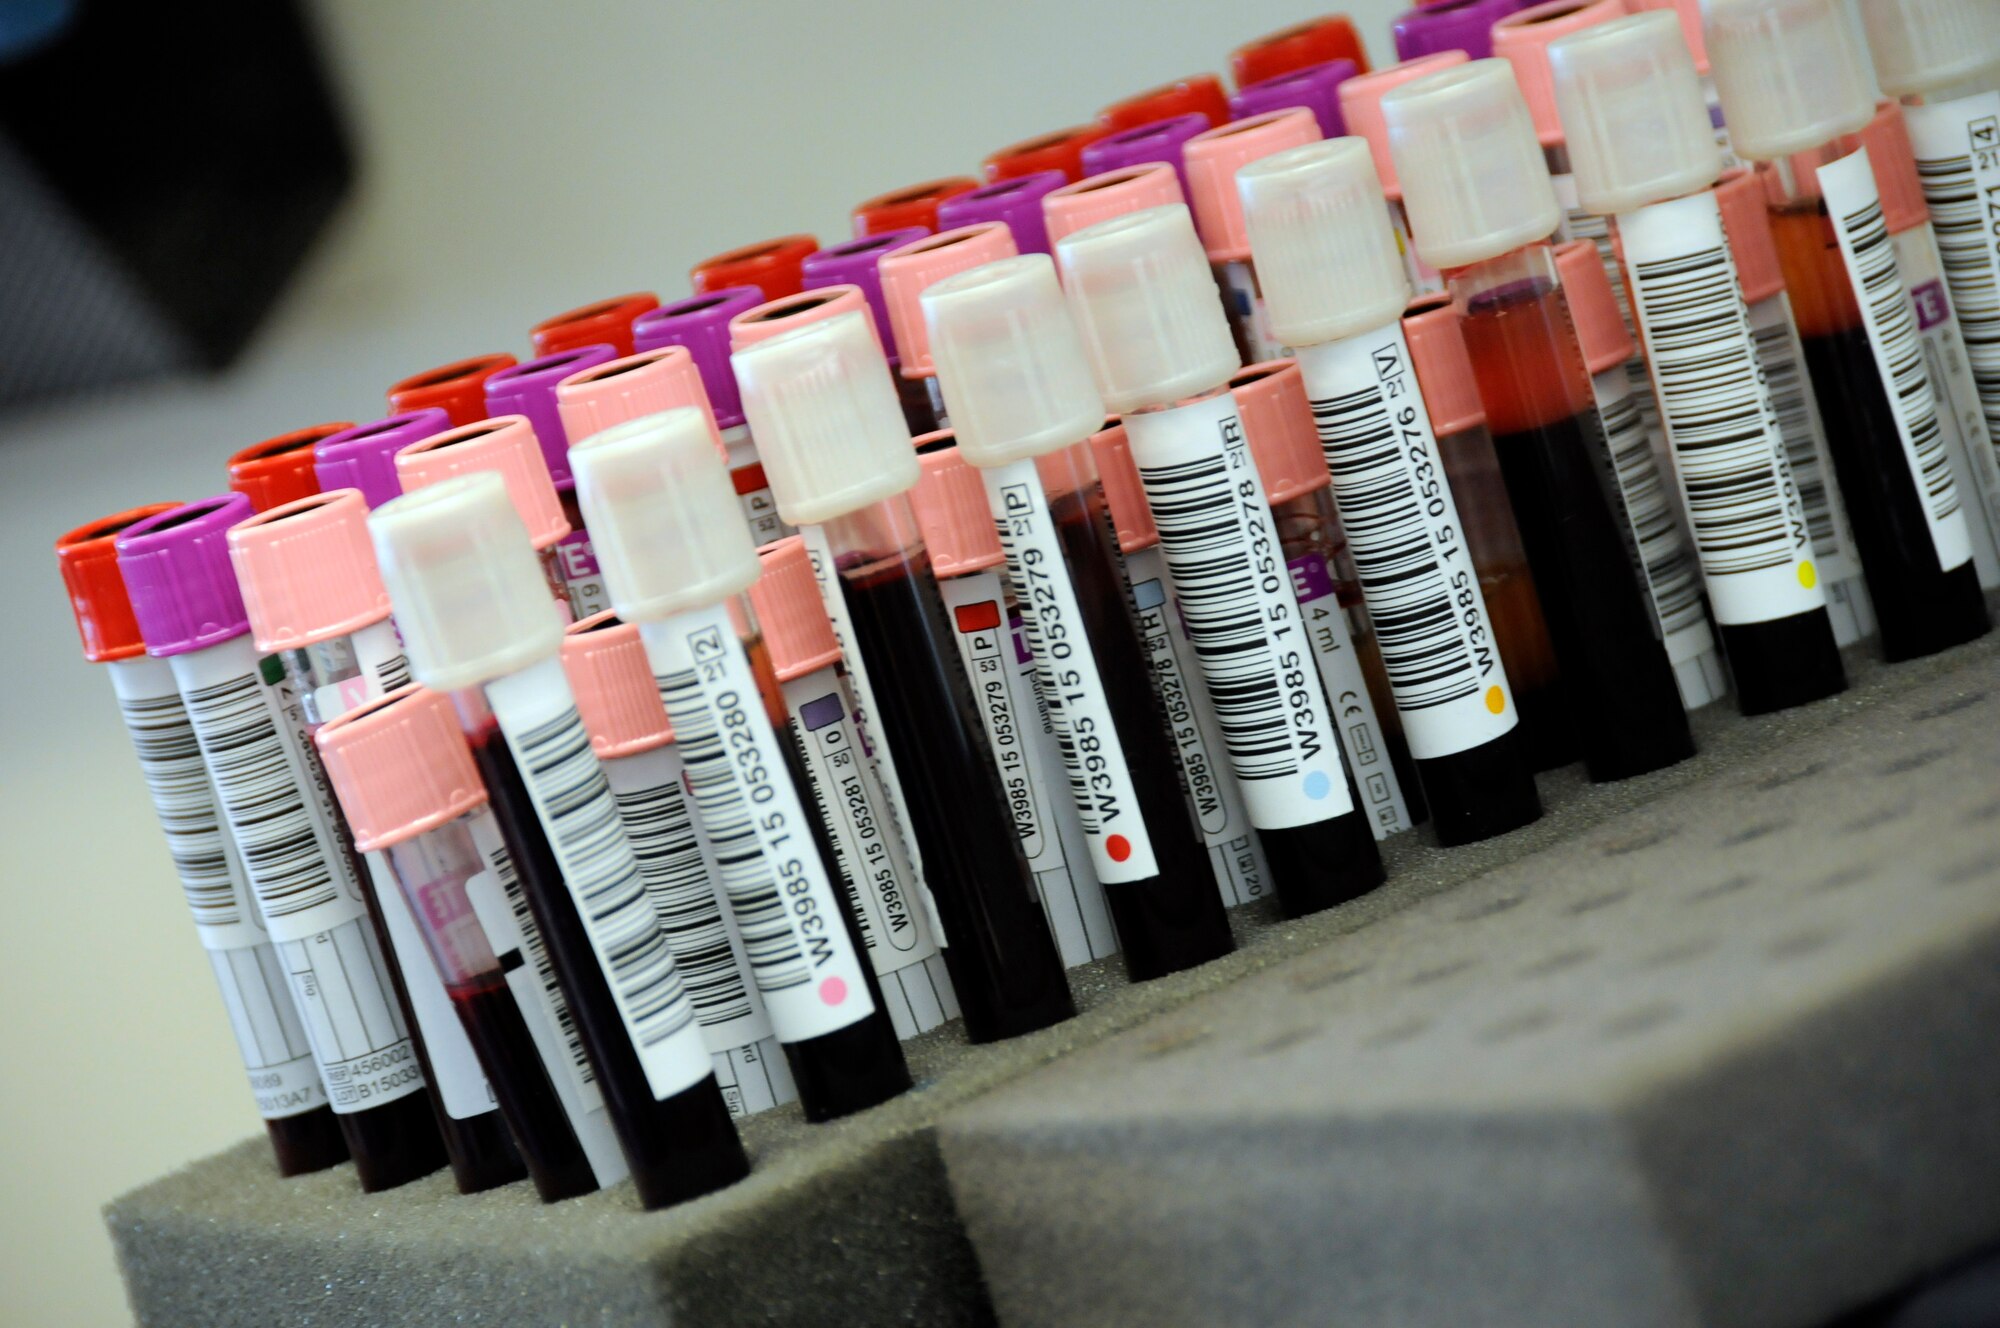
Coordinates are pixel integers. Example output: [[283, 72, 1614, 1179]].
[[1485, 685, 1506, 715], [1798, 560, 1817, 589]]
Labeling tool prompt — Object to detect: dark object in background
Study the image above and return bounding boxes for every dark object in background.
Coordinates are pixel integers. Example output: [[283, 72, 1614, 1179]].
[[0, 0, 352, 407]]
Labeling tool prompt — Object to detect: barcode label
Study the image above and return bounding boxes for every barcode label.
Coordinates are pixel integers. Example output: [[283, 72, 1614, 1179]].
[[641, 603, 876, 1043], [1291, 328, 1516, 762], [554, 528, 613, 622], [1618, 190, 1822, 626], [1594, 386, 1716, 651], [365, 850, 495, 1121], [1821, 147, 1974, 573], [486, 656, 711, 1102], [207, 943, 326, 1119], [279, 915, 426, 1113], [1218, 259, 1289, 365], [1906, 93, 2000, 458], [300, 619, 409, 729], [1745, 296, 1865, 583]]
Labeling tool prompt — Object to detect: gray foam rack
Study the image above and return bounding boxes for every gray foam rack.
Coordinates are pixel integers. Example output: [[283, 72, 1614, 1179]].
[[108, 623, 2000, 1327]]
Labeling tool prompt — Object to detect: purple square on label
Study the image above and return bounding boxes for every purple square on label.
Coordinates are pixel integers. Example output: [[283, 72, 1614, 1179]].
[[1287, 551, 1337, 604], [799, 691, 845, 732], [1911, 280, 1951, 332]]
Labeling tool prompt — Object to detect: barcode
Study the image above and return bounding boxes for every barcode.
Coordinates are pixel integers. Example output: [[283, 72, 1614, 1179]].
[[658, 666, 809, 990], [1836, 196, 1962, 525], [1915, 145, 2000, 440], [488, 841, 596, 1089], [1312, 384, 1481, 712], [1751, 318, 1840, 555], [1599, 390, 1707, 635], [182, 673, 339, 918], [790, 727, 879, 953], [118, 690, 241, 928], [376, 654, 412, 692], [510, 707, 697, 1051], [610, 780, 754, 1026], [1008, 572, 1110, 835]]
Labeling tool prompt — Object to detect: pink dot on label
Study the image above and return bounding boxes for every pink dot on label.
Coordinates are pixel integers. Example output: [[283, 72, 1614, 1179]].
[[819, 976, 849, 1006], [1107, 834, 1131, 863]]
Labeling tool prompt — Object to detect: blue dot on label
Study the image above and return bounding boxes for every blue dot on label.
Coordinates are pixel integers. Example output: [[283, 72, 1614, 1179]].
[[1302, 771, 1331, 800]]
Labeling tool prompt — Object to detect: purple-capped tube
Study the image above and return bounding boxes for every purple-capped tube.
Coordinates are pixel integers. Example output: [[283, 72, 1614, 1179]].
[[1080, 112, 1210, 197], [314, 409, 452, 510], [1229, 58, 1358, 137], [803, 227, 928, 369], [936, 170, 1067, 256], [1392, 0, 1517, 61]]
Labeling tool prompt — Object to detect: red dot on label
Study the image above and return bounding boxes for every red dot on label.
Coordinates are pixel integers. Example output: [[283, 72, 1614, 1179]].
[[1107, 834, 1132, 862], [819, 976, 848, 1006]]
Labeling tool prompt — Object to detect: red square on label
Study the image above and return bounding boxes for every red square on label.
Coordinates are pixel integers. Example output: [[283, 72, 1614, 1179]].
[[954, 600, 1001, 633]]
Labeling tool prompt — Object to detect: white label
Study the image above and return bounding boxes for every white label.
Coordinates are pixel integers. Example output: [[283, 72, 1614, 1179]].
[[1905, 93, 2000, 457], [641, 605, 878, 1042], [937, 570, 1115, 968], [1619, 191, 1827, 625], [1388, 199, 1444, 296], [303, 619, 408, 729], [553, 528, 613, 621], [1218, 260, 1289, 364], [280, 916, 426, 1113], [779, 668, 959, 1035], [1746, 295, 1867, 585], [725, 426, 795, 546], [1121, 545, 1271, 908], [365, 853, 493, 1120], [1820, 146, 1974, 572], [985, 461, 1161, 884], [486, 657, 712, 1101], [207, 943, 327, 1119], [1292, 329, 1517, 761]]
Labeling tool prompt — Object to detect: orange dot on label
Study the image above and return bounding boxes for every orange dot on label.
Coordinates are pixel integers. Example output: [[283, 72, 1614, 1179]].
[[1484, 685, 1505, 715], [1798, 560, 1817, 589], [818, 976, 848, 1006], [1107, 834, 1132, 862]]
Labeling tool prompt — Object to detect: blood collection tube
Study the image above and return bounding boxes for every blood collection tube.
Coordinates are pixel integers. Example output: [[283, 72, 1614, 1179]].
[[1707, 0, 1990, 661], [939, 173, 1068, 262], [1228, 359, 1422, 834], [1237, 140, 1543, 843], [1098, 75, 1230, 132], [983, 124, 1109, 184], [1184, 108, 1323, 365], [879, 223, 1020, 436], [116, 495, 446, 1192], [1713, 168, 1879, 645], [732, 312, 1076, 1040], [633, 288, 795, 546], [387, 353, 517, 428], [1228, 59, 1358, 138], [747, 540, 962, 1028], [530, 292, 659, 359], [1041, 164, 1186, 255], [227, 424, 345, 513], [1057, 204, 1387, 904], [690, 234, 819, 299], [369, 472, 748, 1206], [1392, 0, 1515, 63], [922, 254, 1246, 961], [569, 411, 914, 1113], [314, 410, 450, 511], [1081, 114, 1212, 199], [1384, 59, 1695, 780], [227, 490, 524, 1193], [1402, 295, 1572, 770], [906, 438, 1113, 967], [561, 614, 802, 1112], [1231, 14, 1371, 85], [1549, 11, 1849, 714], [802, 234, 936, 433], [851, 177, 980, 238], [1338, 52, 1469, 295], [315, 685, 621, 1202], [1090, 423, 1275, 907], [1492, 0, 1629, 249], [56, 507, 346, 1178], [1625, 0, 1738, 168]]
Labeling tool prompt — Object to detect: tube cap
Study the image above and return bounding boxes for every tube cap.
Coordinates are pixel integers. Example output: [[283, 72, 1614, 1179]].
[[908, 437, 1006, 576], [1492, 0, 1628, 147], [691, 235, 819, 299], [1394, 0, 1516, 62], [1554, 238, 1635, 373], [1713, 167, 1787, 304], [116, 494, 255, 658], [1239, 137, 1412, 347], [852, 177, 980, 237], [394, 416, 570, 552], [370, 472, 566, 692], [733, 311, 921, 525], [314, 685, 486, 853], [1185, 109, 1323, 263], [1233, 15, 1372, 86], [804, 228, 929, 355], [1706, 0, 1876, 161], [1859, 0, 2000, 100], [1082, 114, 1212, 198], [1339, 52, 1471, 198], [315, 411, 450, 511], [388, 353, 518, 428], [227, 425, 345, 513], [1088, 422, 1158, 552], [530, 292, 659, 359], [1384, 59, 1563, 269], [923, 254, 1108, 468], [1403, 293, 1488, 434], [1229, 60, 1358, 139], [984, 124, 1110, 184], [1099, 75, 1231, 132], [55, 504, 179, 662], [483, 346, 618, 491], [1056, 204, 1242, 413], [1231, 361, 1330, 504], [747, 536, 842, 682], [229, 490, 390, 652], [570, 408, 761, 620], [633, 287, 765, 431], [1860, 101, 1931, 237], [561, 613, 672, 757], [1627, 0, 1711, 74], [937, 172, 1066, 256], [1549, 10, 1723, 215], [1042, 165, 1186, 250], [730, 286, 882, 356], [880, 224, 1020, 376], [556, 347, 722, 457]]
